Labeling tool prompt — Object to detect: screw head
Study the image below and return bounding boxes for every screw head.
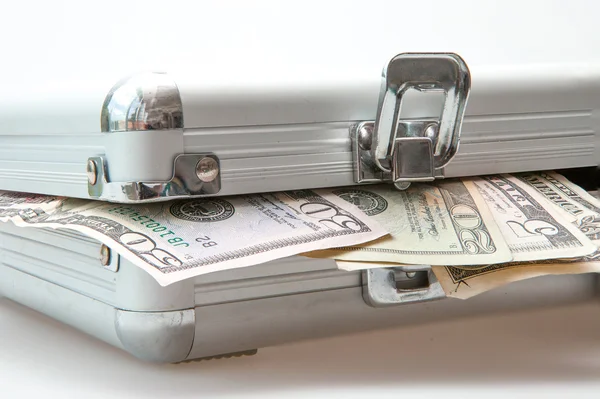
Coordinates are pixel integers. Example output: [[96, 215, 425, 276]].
[[195, 157, 219, 183], [406, 271, 417, 279], [100, 244, 111, 266], [87, 160, 98, 185]]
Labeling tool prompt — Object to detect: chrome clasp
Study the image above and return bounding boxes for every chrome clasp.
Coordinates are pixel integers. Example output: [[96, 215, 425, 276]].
[[362, 266, 446, 308], [353, 53, 471, 190]]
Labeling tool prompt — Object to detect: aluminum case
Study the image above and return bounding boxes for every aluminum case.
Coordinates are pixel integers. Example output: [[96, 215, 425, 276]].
[[0, 222, 598, 362]]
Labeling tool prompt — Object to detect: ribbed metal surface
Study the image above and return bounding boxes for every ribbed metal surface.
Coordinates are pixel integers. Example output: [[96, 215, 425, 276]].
[[0, 224, 117, 305], [0, 109, 595, 198]]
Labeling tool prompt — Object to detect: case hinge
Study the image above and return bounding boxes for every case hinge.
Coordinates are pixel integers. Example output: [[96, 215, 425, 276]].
[[353, 53, 471, 190], [87, 154, 221, 203]]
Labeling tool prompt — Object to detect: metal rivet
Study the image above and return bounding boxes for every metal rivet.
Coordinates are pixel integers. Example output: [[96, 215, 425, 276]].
[[100, 244, 111, 266], [358, 125, 373, 151], [424, 123, 439, 139], [394, 181, 411, 190], [195, 157, 219, 183], [87, 159, 98, 185], [417, 83, 437, 90], [406, 272, 417, 279]]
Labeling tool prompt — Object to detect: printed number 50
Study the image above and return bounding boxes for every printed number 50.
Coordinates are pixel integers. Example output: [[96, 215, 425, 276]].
[[300, 203, 362, 231], [119, 232, 183, 269]]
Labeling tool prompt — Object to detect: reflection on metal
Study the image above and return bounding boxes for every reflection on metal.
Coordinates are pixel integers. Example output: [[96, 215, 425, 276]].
[[101, 72, 184, 133], [87, 154, 221, 203], [353, 52, 471, 189]]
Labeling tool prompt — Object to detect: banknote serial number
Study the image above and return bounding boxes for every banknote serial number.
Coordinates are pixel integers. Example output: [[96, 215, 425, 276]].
[[107, 207, 190, 247]]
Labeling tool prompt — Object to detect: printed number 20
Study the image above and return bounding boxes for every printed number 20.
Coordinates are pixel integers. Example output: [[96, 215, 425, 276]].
[[507, 219, 558, 238]]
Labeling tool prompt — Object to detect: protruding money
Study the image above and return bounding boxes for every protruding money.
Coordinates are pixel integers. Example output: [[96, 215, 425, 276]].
[[10, 189, 388, 286], [469, 175, 597, 261], [0, 191, 64, 209], [0, 191, 65, 221], [427, 172, 600, 300], [337, 173, 600, 299], [304, 181, 512, 266], [337, 257, 600, 300], [512, 171, 600, 245], [432, 259, 600, 299]]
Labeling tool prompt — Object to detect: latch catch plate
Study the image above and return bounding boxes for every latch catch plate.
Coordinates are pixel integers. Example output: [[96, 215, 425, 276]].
[[362, 266, 446, 307]]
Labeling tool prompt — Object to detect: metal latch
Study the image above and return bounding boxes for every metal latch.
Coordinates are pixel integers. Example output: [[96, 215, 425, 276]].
[[353, 53, 471, 190], [362, 266, 446, 307]]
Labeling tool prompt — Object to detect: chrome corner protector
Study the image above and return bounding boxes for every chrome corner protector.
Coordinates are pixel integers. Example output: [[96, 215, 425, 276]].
[[362, 267, 446, 308], [101, 72, 184, 133], [114, 308, 195, 363]]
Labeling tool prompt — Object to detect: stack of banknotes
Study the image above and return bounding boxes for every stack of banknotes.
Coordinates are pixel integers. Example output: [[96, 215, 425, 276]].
[[1, 171, 598, 299]]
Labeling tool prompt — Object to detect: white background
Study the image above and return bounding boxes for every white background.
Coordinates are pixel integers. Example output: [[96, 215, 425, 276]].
[[2, 0, 600, 85], [3, 0, 600, 397], [2, 298, 600, 398]]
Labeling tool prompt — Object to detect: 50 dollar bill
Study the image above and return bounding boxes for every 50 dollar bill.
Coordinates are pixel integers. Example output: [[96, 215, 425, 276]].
[[10, 189, 388, 286]]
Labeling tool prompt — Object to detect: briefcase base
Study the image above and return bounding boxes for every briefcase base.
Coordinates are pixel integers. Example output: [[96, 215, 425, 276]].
[[0, 222, 597, 363]]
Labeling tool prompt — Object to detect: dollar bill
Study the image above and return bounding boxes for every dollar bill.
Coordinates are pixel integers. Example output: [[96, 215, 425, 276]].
[[0, 191, 64, 209], [303, 181, 512, 266], [513, 171, 600, 245], [469, 175, 597, 261], [429, 172, 600, 299], [337, 255, 600, 300], [10, 190, 387, 286], [431, 258, 600, 299], [0, 191, 64, 221]]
